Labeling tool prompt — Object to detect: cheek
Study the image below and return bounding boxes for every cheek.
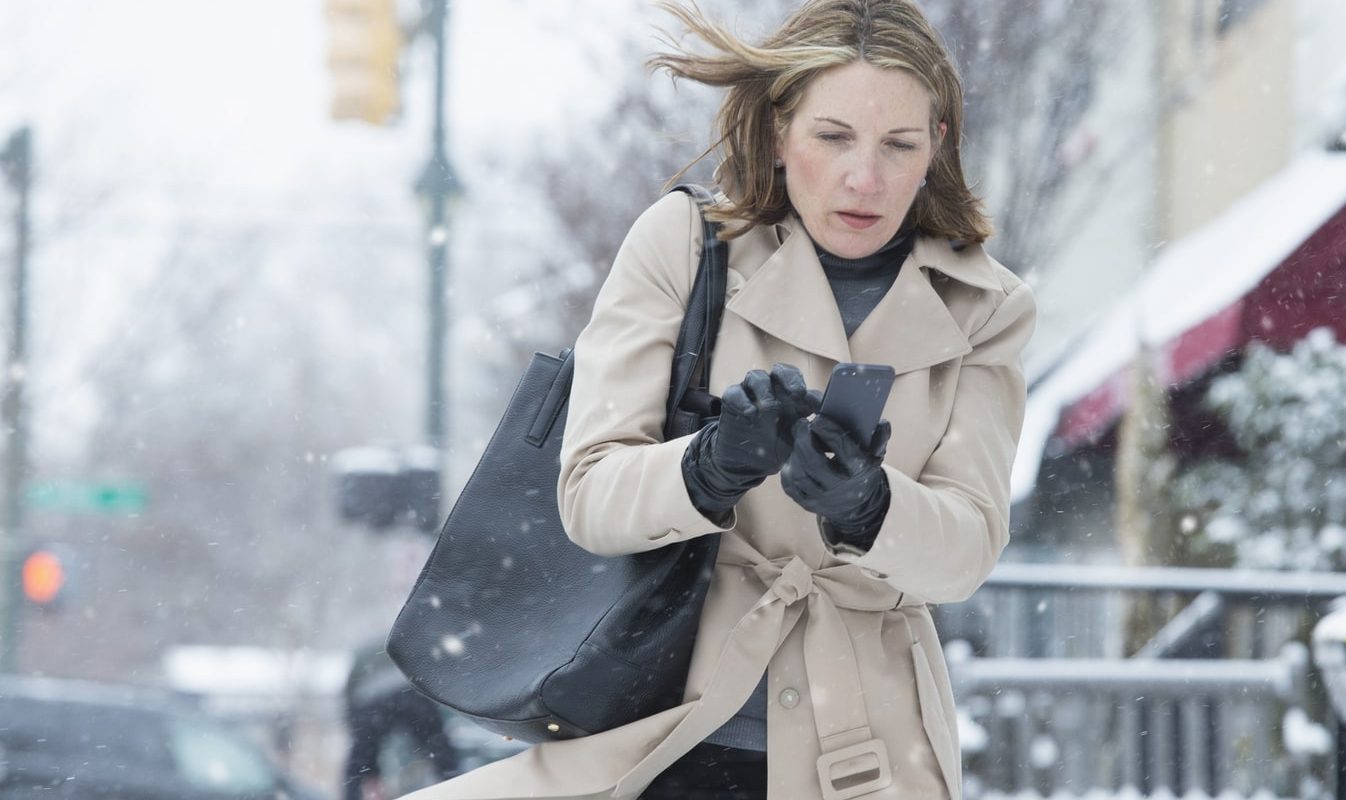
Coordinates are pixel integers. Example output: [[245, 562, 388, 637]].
[[784, 147, 833, 205], [895, 152, 933, 191]]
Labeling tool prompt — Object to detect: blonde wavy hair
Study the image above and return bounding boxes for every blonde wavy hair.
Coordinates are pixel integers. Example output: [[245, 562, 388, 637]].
[[650, 0, 992, 243]]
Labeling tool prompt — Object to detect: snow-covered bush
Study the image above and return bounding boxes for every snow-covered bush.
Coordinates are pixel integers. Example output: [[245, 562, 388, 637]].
[[1173, 327, 1346, 570]]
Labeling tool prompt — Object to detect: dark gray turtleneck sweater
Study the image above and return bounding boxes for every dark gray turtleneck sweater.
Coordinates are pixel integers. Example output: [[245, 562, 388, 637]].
[[816, 229, 913, 337], [702, 229, 913, 752]]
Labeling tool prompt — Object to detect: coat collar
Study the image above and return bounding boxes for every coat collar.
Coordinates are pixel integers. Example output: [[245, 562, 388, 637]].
[[726, 214, 994, 373], [909, 234, 1005, 293]]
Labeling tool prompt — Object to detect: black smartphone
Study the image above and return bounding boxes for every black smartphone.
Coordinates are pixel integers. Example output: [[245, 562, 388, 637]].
[[817, 362, 897, 443]]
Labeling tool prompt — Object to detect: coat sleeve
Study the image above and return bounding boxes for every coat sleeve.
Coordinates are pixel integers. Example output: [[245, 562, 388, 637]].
[[850, 280, 1036, 603], [557, 192, 737, 557]]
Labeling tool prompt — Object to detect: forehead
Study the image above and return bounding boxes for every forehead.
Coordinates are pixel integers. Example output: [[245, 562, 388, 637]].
[[794, 61, 933, 126]]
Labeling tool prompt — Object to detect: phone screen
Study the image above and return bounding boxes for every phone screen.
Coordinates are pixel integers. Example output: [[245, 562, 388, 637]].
[[817, 362, 897, 442]]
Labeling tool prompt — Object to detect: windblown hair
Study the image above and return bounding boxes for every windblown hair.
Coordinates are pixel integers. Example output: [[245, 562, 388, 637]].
[[649, 0, 992, 243]]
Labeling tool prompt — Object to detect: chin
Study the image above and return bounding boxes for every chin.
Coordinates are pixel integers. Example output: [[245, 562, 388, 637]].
[[828, 234, 886, 260]]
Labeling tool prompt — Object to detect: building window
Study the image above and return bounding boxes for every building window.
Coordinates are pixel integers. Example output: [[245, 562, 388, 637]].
[[1217, 0, 1268, 35]]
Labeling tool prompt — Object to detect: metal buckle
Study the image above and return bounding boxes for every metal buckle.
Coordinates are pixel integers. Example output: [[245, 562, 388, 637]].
[[816, 738, 892, 800]]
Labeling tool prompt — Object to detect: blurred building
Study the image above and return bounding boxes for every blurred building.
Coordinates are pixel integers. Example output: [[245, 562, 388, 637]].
[[1025, 0, 1346, 375], [1010, 0, 1346, 559]]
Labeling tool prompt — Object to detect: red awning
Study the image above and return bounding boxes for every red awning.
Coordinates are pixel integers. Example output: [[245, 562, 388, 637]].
[[1053, 204, 1346, 449], [1013, 150, 1346, 502]]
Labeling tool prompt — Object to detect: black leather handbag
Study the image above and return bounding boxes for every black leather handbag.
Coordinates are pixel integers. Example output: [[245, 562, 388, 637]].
[[387, 185, 728, 743]]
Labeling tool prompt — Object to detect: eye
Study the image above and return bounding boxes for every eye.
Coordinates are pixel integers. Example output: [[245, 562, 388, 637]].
[[817, 132, 850, 144], [886, 139, 917, 151]]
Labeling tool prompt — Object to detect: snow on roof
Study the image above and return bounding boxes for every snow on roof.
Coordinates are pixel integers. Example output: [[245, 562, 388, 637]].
[[1012, 148, 1346, 504]]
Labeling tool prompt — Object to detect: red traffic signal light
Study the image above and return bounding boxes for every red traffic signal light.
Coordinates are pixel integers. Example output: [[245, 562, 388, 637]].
[[22, 547, 66, 607]]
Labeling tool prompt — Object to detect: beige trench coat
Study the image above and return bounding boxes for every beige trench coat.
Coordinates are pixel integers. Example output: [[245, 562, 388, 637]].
[[404, 191, 1035, 800]]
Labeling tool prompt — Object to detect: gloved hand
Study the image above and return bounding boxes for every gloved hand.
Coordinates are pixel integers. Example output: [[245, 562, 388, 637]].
[[682, 363, 820, 518], [781, 413, 892, 553]]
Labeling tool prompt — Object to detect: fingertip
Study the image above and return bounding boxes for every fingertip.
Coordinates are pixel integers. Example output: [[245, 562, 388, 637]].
[[871, 420, 892, 455], [743, 369, 773, 402], [769, 363, 808, 397], [721, 383, 751, 413]]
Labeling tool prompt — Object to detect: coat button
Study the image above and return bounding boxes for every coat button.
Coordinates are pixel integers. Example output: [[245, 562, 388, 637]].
[[779, 688, 801, 709]]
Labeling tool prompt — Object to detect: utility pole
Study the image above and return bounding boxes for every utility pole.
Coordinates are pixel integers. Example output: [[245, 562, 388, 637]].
[[415, 0, 459, 464], [332, 3, 459, 535], [0, 126, 32, 672]]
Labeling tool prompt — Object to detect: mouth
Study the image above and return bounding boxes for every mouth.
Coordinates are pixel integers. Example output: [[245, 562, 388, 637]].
[[836, 211, 881, 230]]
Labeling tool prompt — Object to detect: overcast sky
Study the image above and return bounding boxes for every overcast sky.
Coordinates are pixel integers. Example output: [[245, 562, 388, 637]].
[[0, 0, 637, 460]]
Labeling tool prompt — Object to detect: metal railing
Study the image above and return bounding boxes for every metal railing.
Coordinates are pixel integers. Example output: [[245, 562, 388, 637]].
[[950, 642, 1323, 797], [938, 563, 1346, 659], [937, 563, 1346, 799]]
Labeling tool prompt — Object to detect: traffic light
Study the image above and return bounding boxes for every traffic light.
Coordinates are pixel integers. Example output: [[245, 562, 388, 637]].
[[21, 546, 68, 609], [325, 0, 402, 125]]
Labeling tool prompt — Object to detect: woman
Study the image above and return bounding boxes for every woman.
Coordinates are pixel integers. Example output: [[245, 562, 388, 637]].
[[405, 1, 1033, 798]]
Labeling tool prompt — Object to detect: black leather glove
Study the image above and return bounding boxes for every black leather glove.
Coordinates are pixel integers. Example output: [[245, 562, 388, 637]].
[[781, 414, 892, 553], [682, 363, 819, 518]]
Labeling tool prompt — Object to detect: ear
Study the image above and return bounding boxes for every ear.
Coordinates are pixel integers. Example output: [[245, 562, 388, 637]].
[[935, 121, 948, 146], [773, 108, 792, 162]]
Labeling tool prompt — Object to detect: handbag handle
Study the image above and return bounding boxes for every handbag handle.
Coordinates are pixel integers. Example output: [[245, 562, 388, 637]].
[[664, 184, 728, 437]]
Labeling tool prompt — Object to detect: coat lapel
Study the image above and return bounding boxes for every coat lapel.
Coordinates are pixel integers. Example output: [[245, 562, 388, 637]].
[[848, 247, 972, 375], [728, 216, 997, 375], [725, 223, 852, 365]]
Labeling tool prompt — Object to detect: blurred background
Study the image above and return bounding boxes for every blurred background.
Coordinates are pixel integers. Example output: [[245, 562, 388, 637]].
[[2, 0, 1346, 798]]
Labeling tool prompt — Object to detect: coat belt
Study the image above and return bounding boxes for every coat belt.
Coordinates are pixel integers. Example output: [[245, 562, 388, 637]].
[[400, 534, 922, 800], [615, 535, 911, 800]]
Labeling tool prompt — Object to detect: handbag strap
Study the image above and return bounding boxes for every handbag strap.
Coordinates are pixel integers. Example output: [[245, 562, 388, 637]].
[[664, 184, 728, 434]]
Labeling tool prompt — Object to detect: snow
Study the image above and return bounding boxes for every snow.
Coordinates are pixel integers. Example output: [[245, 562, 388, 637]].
[[1282, 707, 1332, 757], [1311, 604, 1346, 724], [162, 645, 351, 697], [1169, 332, 1346, 571], [331, 446, 402, 475], [1028, 734, 1060, 769], [1312, 602, 1346, 643], [957, 707, 989, 753], [1012, 149, 1346, 503]]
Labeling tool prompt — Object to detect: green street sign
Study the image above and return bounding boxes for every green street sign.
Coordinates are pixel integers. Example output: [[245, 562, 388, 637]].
[[27, 481, 148, 514]]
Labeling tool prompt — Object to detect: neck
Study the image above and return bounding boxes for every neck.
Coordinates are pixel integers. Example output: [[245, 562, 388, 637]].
[[813, 229, 912, 273]]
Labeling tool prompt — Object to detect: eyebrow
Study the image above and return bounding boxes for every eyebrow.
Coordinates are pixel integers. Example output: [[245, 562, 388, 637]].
[[814, 116, 924, 134]]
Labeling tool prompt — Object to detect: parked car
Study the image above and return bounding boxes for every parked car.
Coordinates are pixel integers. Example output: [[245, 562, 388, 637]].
[[0, 673, 323, 800], [340, 642, 525, 799]]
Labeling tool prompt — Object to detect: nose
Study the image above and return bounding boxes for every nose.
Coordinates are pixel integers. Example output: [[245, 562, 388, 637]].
[[844, 150, 883, 196]]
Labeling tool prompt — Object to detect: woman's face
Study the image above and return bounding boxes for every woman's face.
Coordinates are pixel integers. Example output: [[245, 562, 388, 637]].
[[777, 61, 943, 259]]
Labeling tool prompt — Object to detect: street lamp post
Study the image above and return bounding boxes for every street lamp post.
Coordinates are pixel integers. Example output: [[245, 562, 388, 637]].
[[0, 126, 32, 672], [416, 0, 459, 464], [336, 4, 458, 539]]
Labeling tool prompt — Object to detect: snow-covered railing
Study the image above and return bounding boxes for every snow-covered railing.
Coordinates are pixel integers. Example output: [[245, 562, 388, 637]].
[[933, 564, 1346, 798], [982, 563, 1346, 599], [950, 642, 1330, 798], [937, 563, 1346, 659]]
